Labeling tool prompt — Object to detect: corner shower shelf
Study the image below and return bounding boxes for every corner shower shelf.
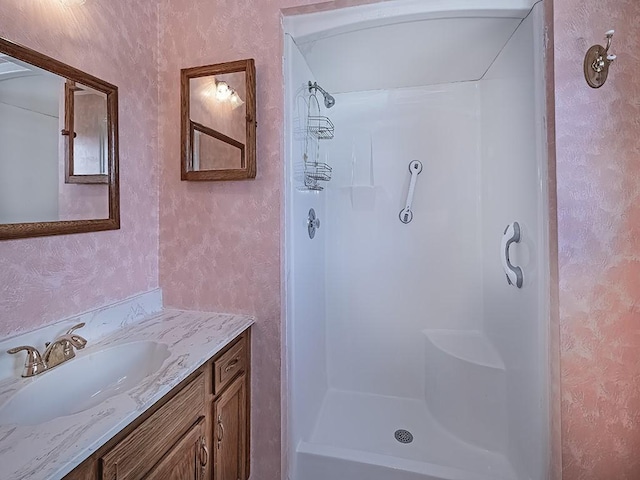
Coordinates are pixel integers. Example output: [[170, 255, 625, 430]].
[[423, 329, 507, 454]]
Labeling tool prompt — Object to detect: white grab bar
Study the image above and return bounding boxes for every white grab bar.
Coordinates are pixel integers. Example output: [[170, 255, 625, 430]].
[[501, 222, 523, 288], [399, 160, 423, 224]]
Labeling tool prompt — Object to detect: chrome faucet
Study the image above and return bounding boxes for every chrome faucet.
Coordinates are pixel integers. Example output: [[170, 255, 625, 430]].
[[7, 323, 87, 377]]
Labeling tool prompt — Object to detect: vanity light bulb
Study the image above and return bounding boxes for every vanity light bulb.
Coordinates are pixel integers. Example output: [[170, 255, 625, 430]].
[[216, 81, 232, 101], [230, 92, 245, 109], [59, 0, 87, 6]]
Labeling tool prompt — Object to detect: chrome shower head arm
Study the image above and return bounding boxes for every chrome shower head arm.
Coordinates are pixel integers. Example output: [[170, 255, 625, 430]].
[[308, 81, 336, 108]]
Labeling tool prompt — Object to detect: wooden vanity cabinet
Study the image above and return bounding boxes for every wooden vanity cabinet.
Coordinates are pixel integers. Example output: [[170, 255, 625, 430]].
[[63, 329, 251, 480], [144, 417, 207, 480], [212, 331, 250, 480], [213, 375, 247, 480], [100, 372, 207, 480]]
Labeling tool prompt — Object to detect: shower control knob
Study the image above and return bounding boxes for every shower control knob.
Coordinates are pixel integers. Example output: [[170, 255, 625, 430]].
[[307, 208, 320, 239]]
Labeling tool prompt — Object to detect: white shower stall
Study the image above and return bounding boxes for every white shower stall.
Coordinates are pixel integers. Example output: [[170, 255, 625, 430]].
[[284, 1, 552, 479]]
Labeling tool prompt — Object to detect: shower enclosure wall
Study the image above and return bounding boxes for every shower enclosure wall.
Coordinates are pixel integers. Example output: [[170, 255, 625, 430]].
[[284, 2, 552, 479]]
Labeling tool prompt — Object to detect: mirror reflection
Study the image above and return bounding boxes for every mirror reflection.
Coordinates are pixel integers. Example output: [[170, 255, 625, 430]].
[[181, 59, 256, 181], [65, 81, 108, 182], [0, 52, 110, 225], [189, 72, 246, 171]]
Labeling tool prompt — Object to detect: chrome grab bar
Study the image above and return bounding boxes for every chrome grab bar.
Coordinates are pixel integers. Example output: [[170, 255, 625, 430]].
[[501, 222, 523, 288], [399, 160, 423, 224]]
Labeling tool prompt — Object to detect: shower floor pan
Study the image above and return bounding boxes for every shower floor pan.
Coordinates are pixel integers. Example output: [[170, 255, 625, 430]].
[[296, 390, 516, 480]]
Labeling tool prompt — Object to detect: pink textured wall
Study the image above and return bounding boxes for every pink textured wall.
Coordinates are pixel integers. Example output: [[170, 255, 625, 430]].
[[7, 2, 625, 479], [555, 1, 640, 478], [0, 0, 159, 338], [157, 2, 389, 478], [545, 1, 562, 478]]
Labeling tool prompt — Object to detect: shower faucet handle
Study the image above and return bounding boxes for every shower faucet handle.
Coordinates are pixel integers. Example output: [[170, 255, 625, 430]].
[[307, 208, 320, 239]]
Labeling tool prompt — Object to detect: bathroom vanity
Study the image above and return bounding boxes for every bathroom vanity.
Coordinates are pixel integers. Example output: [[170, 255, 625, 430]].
[[0, 306, 253, 480], [65, 329, 250, 480]]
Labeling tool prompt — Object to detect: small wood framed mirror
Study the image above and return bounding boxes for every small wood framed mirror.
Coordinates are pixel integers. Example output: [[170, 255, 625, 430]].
[[181, 59, 256, 181]]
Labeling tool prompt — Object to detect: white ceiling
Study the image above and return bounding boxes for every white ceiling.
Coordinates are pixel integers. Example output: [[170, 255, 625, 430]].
[[286, 0, 535, 93]]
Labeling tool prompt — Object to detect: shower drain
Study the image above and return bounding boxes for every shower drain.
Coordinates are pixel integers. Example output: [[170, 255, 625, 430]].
[[394, 429, 413, 444]]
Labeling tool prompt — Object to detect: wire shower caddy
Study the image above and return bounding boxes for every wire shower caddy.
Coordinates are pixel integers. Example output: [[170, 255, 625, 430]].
[[303, 88, 334, 191]]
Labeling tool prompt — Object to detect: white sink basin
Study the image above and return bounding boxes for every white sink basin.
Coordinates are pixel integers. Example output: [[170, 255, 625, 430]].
[[0, 341, 170, 426]]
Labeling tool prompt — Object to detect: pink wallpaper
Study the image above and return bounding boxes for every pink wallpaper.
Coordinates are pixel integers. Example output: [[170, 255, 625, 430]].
[[157, 2, 390, 479], [545, 2, 562, 479], [6, 1, 635, 478], [555, 1, 640, 479], [0, 0, 159, 337]]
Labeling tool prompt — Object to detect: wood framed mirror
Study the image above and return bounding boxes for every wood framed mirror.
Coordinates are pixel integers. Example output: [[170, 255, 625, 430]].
[[0, 37, 119, 240], [181, 59, 256, 181]]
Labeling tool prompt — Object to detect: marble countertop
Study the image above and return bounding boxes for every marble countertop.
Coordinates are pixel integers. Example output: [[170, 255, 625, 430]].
[[0, 309, 254, 480]]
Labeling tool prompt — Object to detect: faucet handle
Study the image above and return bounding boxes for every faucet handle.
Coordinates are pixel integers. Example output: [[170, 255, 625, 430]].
[[58, 333, 87, 350], [65, 323, 87, 350], [66, 322, 86, 335], [7, 346, 46, 377], [7, 345, 39, 355]]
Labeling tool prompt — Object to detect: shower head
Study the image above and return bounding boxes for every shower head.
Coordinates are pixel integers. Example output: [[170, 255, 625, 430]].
[[323, 92, 336, 109], [309, 81, 336, 109]]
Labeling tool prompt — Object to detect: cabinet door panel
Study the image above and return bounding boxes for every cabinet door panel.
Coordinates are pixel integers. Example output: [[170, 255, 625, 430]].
[[145, 417, 208, 480], [213, 374, 246, 480], [100, 373, 205, 480]]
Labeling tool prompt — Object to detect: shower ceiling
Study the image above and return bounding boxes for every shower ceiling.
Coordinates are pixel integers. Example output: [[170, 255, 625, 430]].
[[287, 1, 536, 93]]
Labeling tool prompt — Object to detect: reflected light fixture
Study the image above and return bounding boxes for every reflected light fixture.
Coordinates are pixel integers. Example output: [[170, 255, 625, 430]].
[[229, 92, 244, 108], [204, 78, 244, 108], [215, 81, 232, 101], [59, 0, 87, 5]]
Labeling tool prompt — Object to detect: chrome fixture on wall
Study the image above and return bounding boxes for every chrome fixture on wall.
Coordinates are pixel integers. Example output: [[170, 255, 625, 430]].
[[584, 30, 616, 88], [304, 82, 335, 191], [501, 222, 523, 288], [308, 81, 336, 109], [399, 160, 423, 224], [307, 208, 321, 239]]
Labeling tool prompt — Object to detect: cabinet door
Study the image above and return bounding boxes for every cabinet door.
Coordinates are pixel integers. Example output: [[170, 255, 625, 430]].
[[145, 417, 209, 480], [100, 373, 205, 480], [213, 374, 247, 480]]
